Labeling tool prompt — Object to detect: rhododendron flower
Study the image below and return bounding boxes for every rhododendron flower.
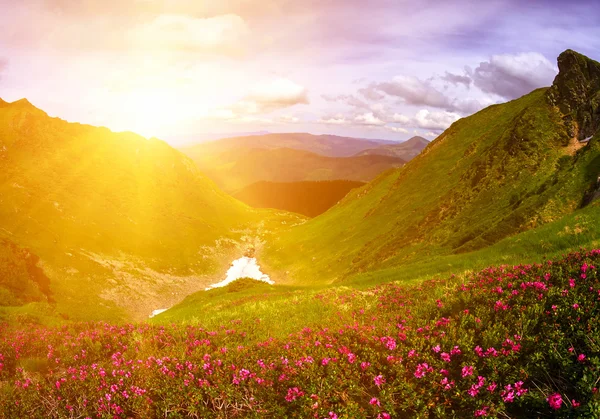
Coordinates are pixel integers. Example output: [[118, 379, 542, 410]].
[[474, 407, 489, 417], [547, 393, 562, 410], [374, 375, 386, 387], [285, 387, 304, 402], [572, 399, 580, 407], [578, 354, 586, 362], [370, 397, 380, 406], [462, 365, 474, 378], [328, 412, 338, 419], [440, 352, 451, 362], [432, 345, 441, 353]]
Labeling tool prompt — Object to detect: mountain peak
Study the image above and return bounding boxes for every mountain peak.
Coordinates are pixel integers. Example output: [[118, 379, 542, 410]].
[[404, 136, 429, 146], [547, 49, 600, 140]]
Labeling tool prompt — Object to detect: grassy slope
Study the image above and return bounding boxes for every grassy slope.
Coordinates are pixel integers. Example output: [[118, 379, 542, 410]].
[[155, 199, 600, 329], [262, 88, 600, 284], [234, 180, 366, 217]]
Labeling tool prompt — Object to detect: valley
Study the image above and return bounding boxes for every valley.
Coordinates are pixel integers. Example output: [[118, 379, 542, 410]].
[[1, 39, 600, 418]]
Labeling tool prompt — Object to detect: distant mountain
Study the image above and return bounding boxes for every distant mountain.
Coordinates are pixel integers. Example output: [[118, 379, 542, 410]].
[[355, 136, 430, 160], [183, 146, 405, 191], [167, 131, 271, 145], [234, 180, 366, 217], [0, 98, 294, 320], [264, 49, 600, 283], [180, 132, 395, 159]]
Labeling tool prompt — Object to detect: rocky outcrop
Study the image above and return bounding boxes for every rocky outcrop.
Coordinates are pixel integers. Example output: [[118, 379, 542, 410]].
[[547, 49, 600, 140]]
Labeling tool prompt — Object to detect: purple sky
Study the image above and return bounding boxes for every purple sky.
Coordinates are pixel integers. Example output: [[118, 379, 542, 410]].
[[1, 0, 599, 145]]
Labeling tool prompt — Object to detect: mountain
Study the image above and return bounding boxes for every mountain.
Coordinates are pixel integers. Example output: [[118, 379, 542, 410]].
[[0, 98, 297, 320], [180, 132, 395, 159], [234, 180, 366, 217], [354, 136, 430, 160], [263, 49, 600, 283], [184, 146, 405, 191]]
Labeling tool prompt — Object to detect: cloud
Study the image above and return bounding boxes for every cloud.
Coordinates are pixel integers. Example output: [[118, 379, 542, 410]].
[[468, 52, 557, 100], [129, 14, 248, 56], [241, 78, 309, 113], [392, 113, 411, 124], [354, 112, 386, 126], [370, 75, 453, 109], [208, 78, 308, 122], [322, 94, 369, 109], [413, 109, 461, 130], [318, 114, 350, 125], [385, 126, 409, 134], [441, 71, 472, 88], [424, 131, 438, 138], [278, 115, 300, 123], [358, 86, 385, 101]]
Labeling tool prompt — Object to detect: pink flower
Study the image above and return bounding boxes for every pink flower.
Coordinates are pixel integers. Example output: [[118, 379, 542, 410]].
[[285, 387, 304, 402], [578, 354, 586, 362], [347, 353, 357, 364], [572, 399, 580, 408], [328, 412, 338, 419], [462, 365, 474, 378], [547, 393, 562, 410], [414, 363, 431, 378], [374, 375, 386, 387], [573, 303, 580, 309], [370, 397, 380, 406], [432, 345, 441, 353], [474, 406, 488, 417], [440, 352, 451, 362]]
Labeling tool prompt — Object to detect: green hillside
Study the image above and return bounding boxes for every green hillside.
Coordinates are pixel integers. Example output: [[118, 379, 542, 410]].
[[0, 99, 300, 321], [262, 50, 600, 284], [234, 180, 366, 217]]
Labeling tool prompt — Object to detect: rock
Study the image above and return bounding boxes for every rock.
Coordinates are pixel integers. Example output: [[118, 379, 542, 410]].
[[547, 49, 600, 140]]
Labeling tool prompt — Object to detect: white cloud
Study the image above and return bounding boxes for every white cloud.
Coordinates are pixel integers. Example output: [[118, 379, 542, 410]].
[[385, 126, 409, 134], [413, 109, 461, 130], [424, 131, 438, 138], [318, 114, 350, 125], [241, 78, 309, 113], [469, 52, 557, 100], [278, 115, 300, 123], [392, 113, 411, 124], [372, 75, 453, 109], [354, 112, 386, 126]]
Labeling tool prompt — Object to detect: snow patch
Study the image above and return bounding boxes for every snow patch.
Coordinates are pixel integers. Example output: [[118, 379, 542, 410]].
[[149, 308, 168, 318], [206, 257, 273, 290]]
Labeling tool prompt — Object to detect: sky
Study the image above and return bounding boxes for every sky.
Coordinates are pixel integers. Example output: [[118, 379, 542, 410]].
[[1, 0, 599, 146]]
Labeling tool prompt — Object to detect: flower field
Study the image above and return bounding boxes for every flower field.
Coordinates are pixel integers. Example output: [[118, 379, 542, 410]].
[[1, 250, 599, 418]]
